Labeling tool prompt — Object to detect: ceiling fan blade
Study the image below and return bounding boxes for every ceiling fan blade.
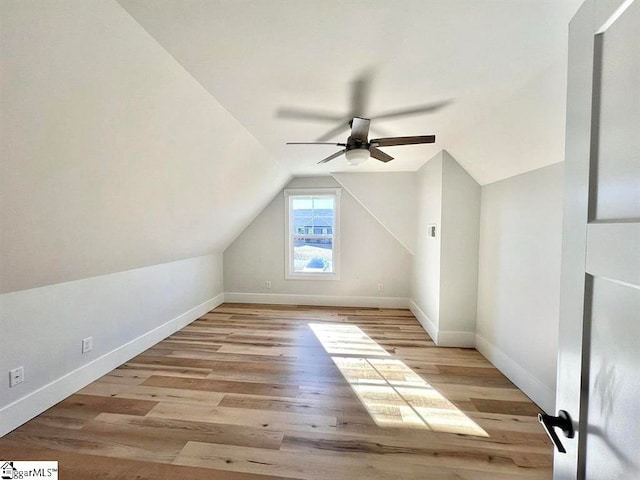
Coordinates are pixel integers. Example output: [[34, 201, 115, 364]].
[[371, 100, 452, 121], [287, 142, 347, 146], [350, 117, 370, 141], [276, 107, 345, 122], [370, 135, 436, 147], [369, 147, 394, 163], [349, 70, 374, 117], [316, 120, 351, 142], [317, 149, 346, 164]]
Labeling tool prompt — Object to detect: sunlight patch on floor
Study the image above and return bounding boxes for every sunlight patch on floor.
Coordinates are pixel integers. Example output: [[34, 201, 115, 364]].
[[309, 323, 389, 356], [310, 323, 488, 436]]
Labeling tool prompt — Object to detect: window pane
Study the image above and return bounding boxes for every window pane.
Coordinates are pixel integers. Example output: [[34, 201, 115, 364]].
[[292, 196, 334, 236], [293, 236, 333, 273], [292, 197, 313, 210], [288, 192, 338, 278], [311, 197, 334, 209]]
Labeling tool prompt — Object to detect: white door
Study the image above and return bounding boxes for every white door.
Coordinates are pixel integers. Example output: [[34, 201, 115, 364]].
[[554, 0, 640, 479]]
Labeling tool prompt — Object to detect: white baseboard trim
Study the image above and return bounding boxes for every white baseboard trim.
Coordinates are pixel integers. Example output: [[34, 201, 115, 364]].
[[174, 293, 224, 330], [223, 292, 409, 309], [0, 294, 223, 437], [408, 300, 475, 347], [408, 299, 438, 343], [475, 333, 555, 413], [437, 330, 476, 348]]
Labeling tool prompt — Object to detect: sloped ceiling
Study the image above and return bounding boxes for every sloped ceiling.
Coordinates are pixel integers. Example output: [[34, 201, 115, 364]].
[[1, 0, 583, 293], [117, 0, 582, 184], [0, 0, 289, 293]]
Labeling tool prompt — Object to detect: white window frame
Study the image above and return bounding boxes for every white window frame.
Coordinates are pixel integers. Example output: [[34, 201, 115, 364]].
[[284, 188, 341, 280]]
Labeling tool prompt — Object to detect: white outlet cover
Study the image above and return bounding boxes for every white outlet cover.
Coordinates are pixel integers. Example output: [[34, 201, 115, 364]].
[[9, 366, 24, 387], [82, 337, 93, 354]]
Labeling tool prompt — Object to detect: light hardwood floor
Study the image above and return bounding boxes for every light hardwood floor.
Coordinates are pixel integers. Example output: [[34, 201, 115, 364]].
[[0, 304, 553, 479]]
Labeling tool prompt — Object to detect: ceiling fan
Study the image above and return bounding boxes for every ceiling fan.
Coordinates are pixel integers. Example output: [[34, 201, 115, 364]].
[[287, 116, 435, 165], [277, 70, 450, 142]]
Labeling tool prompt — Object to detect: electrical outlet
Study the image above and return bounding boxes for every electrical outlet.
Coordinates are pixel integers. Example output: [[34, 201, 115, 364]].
[[82, 336, 93, 354], [9, 366, 24, 388], [265, 280, 272, 289], [378, 282, 384, 292]]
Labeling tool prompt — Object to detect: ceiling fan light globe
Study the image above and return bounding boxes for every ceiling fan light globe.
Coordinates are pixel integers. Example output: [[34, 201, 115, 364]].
[[345, 148, 370, 165]]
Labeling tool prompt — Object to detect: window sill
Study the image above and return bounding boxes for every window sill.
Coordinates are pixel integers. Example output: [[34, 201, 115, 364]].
[[285, 272, 341, 281]]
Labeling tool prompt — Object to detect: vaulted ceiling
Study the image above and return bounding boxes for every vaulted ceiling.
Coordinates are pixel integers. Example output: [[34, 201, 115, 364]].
[[1, 0, 582, 293], [1, 0, 291, 292], [118, 0, 582, 184]]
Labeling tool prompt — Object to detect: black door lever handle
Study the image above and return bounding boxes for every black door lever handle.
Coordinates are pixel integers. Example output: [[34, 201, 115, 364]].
[[538, 410, 575, 453]]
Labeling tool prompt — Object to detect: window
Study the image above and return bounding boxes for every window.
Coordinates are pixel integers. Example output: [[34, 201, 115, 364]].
[[284, 188, 340, 280]]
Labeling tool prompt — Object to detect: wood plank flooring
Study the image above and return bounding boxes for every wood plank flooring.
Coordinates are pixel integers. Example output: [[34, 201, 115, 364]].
[[0, 303, 553, 479]]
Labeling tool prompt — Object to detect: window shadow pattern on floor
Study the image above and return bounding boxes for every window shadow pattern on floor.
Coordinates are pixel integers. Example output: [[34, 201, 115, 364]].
[[309, 322, 488, 436]]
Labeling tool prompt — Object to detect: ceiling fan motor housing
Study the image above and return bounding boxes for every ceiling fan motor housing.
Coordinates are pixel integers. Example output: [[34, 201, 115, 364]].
[[286, 115, 435, 165], [346, 138, 369, 151]]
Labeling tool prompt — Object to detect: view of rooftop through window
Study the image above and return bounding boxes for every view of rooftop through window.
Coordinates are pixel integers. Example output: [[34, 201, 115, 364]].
[[291, 195, 335, 273]]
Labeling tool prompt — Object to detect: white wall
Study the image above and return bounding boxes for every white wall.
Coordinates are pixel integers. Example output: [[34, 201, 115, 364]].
[[332, 172, 417, 255], [224, 176, 412, 306], [411, 152, 443, 338], [410, 151, 480, 346], [0, 0, 289, 293], [0, 0, 286, 435], [439, 151, 481, 342], [0, 254, 224, 436], [476, 163, 564, 413]]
